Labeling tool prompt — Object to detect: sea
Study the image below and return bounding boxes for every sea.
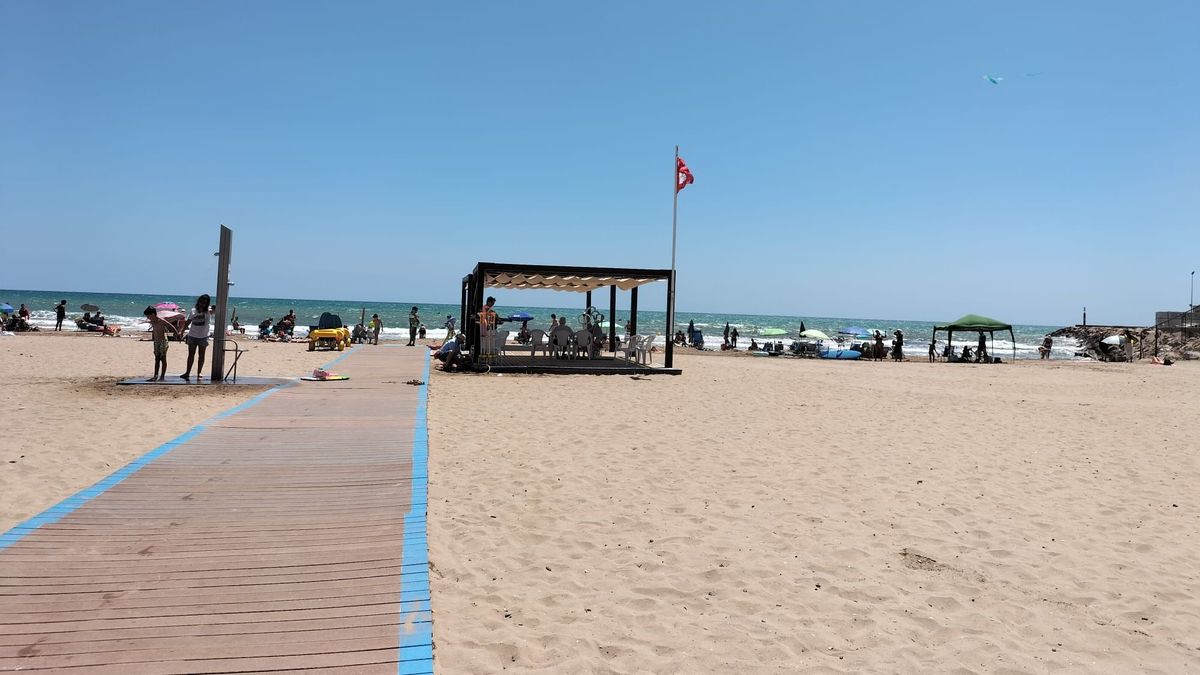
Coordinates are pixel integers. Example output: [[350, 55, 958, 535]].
[[1, 289, 1077, 359]]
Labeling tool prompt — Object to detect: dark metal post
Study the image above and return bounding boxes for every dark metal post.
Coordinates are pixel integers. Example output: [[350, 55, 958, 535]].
[[210, 225, 232, 382], [585, 290, 592, 316], [468, 273, 484, 361], [629, 287, 638, 335], [460, 278, 468, 338], [664, 271, 675, 368], [608, 285, 617, 353]]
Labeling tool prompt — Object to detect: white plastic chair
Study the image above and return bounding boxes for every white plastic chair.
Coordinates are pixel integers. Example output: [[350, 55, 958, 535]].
[[492, 330, 510, 356], [479, 328, 497, 358], [529, 329, 547, 356], [573, 329, 593, 359], [636, 334, 656, 365], [549, 327, 571, 358], [619, 334, 641, 361]]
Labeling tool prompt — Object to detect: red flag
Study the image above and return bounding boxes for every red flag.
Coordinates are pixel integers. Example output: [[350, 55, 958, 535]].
[[676, 156, 694, 192]]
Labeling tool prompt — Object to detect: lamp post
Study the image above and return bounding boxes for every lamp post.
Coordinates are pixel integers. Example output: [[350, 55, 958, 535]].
[[1191, 270, 1195, 309]]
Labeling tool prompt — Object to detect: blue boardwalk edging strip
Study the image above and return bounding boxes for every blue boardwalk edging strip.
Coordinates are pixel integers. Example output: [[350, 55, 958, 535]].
[[398, 348, 434, 674], [0, 347, 360, 553], [0, 384, 283, 552]]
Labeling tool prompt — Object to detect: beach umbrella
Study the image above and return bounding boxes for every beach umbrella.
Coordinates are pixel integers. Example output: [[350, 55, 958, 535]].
[[838, 326, 868, 336], [1100, 335, 1124, 345], [0, 303, 12, 314], [505, 312, 535, 322], [759, 328, 787, 336], [799, 321, 806, 332], [80, 303, 100, 312], [800, 329, 831, 340], [155, 310, 183, 321]]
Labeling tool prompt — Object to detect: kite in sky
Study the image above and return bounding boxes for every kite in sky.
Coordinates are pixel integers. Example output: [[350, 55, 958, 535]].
[[983, 75, 1004, 85]]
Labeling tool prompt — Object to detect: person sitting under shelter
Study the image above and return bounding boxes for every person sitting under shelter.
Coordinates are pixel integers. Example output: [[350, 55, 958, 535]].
[[549, 317, 574, 358], [588, 320, 605, 356]]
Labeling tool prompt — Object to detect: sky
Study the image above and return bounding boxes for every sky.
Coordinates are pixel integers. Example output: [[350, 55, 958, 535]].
[[1, 2, 1197, 325]]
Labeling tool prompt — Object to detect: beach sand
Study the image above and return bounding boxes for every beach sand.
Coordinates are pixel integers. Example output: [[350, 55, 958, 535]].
[[0, 332, 341, 532], [5, 332, 1198, 672], [428, 351, 1200, 672]]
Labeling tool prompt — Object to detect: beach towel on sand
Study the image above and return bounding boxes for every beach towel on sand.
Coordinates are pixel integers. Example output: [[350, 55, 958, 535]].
[[301, 368, 349, 381]]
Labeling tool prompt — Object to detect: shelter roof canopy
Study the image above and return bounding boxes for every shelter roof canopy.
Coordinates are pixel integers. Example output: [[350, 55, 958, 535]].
[[485, 272, 664, 292], [475, 262, 671, 293], [934, 314, 1013, 332]]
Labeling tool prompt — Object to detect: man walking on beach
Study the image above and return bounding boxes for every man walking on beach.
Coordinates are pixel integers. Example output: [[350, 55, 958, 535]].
[[54, 300, 67, 331], [407, 307, 420, 346], [443, 314, 455, 335]]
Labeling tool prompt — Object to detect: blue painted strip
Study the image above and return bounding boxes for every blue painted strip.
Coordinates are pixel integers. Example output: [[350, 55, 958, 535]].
[[319, 344, 361, 370], [0, 380, 286, 552], [398, 349, 433, 672]]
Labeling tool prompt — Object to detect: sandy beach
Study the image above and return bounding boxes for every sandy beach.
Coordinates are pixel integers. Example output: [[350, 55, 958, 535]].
[[428, 350, 1200, 672], [4, 333, 1198, 672]]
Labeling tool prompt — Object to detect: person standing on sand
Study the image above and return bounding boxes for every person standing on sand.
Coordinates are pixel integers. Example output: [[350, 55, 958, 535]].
[[1123, 329, 1136, 362], [370, 314, 382, 345], [1039, 336, 1053, 359], [730, 326, 739, 349], [444, 314, 456, 335], [54, 300, 67, 331], [143, 306, 179, 381], [723, 322, 730, 347], [929, 339, 937, 363], [892, 329, 904, 361], [180, 294, 211, 381], [407, 307, 421, 346]]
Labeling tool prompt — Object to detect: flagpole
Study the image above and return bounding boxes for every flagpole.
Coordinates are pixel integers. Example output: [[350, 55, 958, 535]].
[[667, 145, 679, 367]]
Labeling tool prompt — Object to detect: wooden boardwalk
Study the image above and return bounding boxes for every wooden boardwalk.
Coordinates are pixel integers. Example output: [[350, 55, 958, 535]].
[[0, 347, 433, 674]]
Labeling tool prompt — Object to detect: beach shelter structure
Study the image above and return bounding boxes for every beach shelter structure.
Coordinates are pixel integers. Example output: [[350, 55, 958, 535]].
[[461, 261, 679, 374], [931, 314, 1016, 362]]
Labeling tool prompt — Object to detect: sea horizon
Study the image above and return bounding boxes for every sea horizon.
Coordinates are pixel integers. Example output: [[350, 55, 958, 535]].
[[2, 286, 1080, 330], [3, 287, 1080, 359]]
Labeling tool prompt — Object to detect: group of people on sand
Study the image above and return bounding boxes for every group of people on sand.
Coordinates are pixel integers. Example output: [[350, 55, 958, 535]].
[[257, 310, 299, 342], [141, 294, 214, 381], [350, 307, 429, 347], [720, 323, 740, 351], [3, 303, 40, 333], [0, 299, 129, 335]]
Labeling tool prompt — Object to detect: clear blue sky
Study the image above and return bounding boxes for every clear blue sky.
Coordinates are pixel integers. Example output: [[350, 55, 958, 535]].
[[2, 2, 1197, 325]]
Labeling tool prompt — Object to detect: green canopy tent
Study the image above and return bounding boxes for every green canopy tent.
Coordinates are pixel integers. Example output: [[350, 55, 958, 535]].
[[932, 314, 1015, 363]]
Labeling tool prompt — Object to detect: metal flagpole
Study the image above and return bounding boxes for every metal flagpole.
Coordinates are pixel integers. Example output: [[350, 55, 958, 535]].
[[666, 146, 679, 368], [671, 145, 679, 277]]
